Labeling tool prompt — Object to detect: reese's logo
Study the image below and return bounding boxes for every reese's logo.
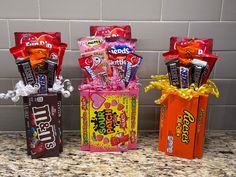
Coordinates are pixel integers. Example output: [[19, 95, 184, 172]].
[[176, 110, 195, 144]]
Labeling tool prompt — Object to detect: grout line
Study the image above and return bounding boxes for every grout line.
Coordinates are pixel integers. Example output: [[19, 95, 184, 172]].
[[187, 22, 190, 37], [69, 21, 72, 50], [37, 0, 41, 19], [6, 20, 11, 48], [157, 52, 160, 74], [160, 0, 164, 21], [220, 0, 224, 21], [1, 18, 236, 23], [100, 0, 103, 20]]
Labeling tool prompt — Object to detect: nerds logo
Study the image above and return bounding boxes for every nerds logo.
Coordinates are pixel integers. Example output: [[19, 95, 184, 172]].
[[109, 45, 132, 54]]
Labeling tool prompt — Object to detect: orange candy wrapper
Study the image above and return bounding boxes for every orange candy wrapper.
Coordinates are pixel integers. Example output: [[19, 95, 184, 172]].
[[145, 74, 219, 159]]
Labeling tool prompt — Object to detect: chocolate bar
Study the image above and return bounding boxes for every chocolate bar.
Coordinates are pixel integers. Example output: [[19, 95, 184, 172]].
[[179, 65, 192, 89], [192, 59, 207, 87], [37, 73, 48, 94], [46, 59, 57, 88], [166, 59, 180, 87], [16, 58, 36, 86]]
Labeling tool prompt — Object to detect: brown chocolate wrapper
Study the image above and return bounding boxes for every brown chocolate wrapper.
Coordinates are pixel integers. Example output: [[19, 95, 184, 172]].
[[23, 93, 62, 158], [16, 58, 36, 86], [166, 59, 180, 88], [45, 59, 57, 88]]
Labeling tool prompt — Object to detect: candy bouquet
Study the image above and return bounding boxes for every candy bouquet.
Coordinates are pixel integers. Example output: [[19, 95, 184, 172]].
[[78, 26, 142, 152], [145, 37, 220, 159], [0, 32, 73, 158]]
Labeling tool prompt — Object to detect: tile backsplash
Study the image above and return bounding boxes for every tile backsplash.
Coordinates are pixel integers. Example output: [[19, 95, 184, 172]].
[[0, 0, 235, 131]]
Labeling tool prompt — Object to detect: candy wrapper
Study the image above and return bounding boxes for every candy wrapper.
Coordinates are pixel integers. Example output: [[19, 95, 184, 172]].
[[163, 37, 219, 86], [78, 36, 106, 54], [106, 36, 137, 55], [90, 25, 131, 38], [15, 32, 61, 47], [124, 53, 142, 87]]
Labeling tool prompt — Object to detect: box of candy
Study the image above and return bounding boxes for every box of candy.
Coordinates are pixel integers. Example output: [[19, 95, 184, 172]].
[[158, 91, 209, 159], [0, 32, 73, 158], [78, 25, 142, 152], [23, 93, 62, 158], [80, 88, 139, 152], [145, 37, 220, 159]]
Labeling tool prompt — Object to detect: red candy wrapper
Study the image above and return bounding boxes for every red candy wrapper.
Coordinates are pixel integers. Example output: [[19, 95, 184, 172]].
[[78, 55, 97, 81], [90, 25, 131, 39], [124, 53, 142, 87], [10, 44, 29, 60], [170, 37, 213, 54], [15, 32, 61, 48], [49, 43, 67, 77], [108, 52, 127, 80]]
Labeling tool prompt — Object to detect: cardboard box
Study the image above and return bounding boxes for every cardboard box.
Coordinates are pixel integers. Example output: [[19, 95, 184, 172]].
[[80, 88, 139, 152], [23, 93, 63, 158], [158, 92, 208, 159]]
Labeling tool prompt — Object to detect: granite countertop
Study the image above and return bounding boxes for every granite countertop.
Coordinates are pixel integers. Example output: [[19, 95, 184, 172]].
[[0, 131, 235, 177]]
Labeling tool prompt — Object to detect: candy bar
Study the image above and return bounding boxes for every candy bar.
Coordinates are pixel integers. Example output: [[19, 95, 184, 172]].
[[166, 59, 180, 87], [16, 58, 37, 86], [124, 53, 142, 87], [37, 73, 48, 94], [90, 25, 131, 38], [50, 43, 67, 77], [45, 59, 57, 88], [191, 59, 207, 87], [179, 65, 192, 89]]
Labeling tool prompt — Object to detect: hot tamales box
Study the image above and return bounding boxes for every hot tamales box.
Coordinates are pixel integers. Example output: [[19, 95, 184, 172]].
[[80, 88, 139, 152], [158, 92, 209, 159]]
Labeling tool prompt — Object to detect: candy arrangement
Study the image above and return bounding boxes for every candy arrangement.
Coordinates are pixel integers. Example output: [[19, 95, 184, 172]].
[[0, 32, 73, 158], [163, 37, 219, 88], [145, 36, 220, 159], [78, 25, 142, 91], [79, 25, 140, 152], [0, 32, 73, 102]]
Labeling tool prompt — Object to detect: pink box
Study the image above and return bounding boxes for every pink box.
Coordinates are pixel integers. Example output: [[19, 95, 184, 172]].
[[80, 88, 139, 152]]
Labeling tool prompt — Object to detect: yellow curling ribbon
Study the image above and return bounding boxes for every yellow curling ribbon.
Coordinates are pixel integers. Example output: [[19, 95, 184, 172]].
[[144, 74, 219, 104]]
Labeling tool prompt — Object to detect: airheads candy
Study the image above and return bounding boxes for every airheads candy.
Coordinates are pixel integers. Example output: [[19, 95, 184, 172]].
[[78, 55, 97, 81], [90, 25, 131, 38], [124, 53, 142, 87], [15, 32, 61, 48], [106, 36, 137, 55], [78, 36, 106, 54]]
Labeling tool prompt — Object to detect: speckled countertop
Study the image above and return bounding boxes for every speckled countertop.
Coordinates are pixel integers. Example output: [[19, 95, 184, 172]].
[[0, 131, 235, 177]]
